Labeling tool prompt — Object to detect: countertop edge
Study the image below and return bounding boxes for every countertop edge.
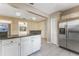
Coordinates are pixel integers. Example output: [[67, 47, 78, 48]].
[[0, 34, 41, 40]]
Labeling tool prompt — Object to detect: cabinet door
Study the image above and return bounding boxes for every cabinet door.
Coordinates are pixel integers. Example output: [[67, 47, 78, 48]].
[[0, 40, 2, 56], [0, 46, 2, 56], [31, 35, 41, 53], [2, 43, 19, 56], [21, 37, 32, 56]]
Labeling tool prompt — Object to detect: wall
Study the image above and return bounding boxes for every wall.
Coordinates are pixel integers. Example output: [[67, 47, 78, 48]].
[[51, 16, 58, 45], [47, 17, 51, 42], [28, 21, 41, 30], [27, 20, 47, 39], [0, 15, 46, 38], [47, 16, 58, 45], [46, 12, 61, 45], [39, 20, 47, 39], [11, 19, 19, 36]]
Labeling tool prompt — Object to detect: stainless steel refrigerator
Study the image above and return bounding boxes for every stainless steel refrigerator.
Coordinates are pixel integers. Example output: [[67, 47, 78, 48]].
[[59, 19, 79, 53]]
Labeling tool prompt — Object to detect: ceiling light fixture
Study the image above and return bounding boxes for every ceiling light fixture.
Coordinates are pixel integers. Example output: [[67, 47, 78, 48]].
[[32, 17, 36, 20], [16, 12, 21, 16]]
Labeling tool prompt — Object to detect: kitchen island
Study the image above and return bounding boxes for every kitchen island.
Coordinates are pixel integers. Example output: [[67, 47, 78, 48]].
[[0, 34, 41, 56]]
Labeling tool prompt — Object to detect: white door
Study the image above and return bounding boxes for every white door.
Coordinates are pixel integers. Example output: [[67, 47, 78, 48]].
[[30, 35, 41, 53], [2, 42, 19, 56], [21, 37, 32, 56]]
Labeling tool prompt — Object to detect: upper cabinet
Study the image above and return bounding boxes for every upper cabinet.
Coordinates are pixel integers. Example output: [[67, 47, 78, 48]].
[[60, 6, 79, 22], [61, 12, 79, 21]]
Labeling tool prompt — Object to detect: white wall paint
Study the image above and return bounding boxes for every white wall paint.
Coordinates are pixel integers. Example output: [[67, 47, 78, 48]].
[[51, 16, 58, 45], [47, 16, 58, 45], [0, 20, 12, 23], [40, 21, 47, 38], [47, 17, 51, 43]]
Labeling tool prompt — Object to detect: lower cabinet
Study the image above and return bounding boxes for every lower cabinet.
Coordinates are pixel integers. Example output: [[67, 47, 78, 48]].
[[21, 35, 41, 56], [0, 46, 2, 56], [30, 35, 41, 53], [21, 37, 33, 56], [2, 43, 19, 56], [2, 39, 20, 56], [0, 40, 2, 56], [0, 35, 41, 56]]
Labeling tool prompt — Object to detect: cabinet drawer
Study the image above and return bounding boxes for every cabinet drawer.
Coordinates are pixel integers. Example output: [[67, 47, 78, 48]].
[[2, 38, 20, 46]]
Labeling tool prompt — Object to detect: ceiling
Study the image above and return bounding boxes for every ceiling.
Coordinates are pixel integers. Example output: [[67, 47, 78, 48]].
[[0, 3, 79, 21], [0, 3, 45, 21], [28, 3, 79, 15]]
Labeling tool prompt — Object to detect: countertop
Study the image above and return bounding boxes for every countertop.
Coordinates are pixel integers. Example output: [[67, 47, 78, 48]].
[[0, 34, 41, 40]]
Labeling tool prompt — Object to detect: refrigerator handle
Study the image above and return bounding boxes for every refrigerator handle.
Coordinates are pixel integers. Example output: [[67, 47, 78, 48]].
[[65, 24, 69, 42]]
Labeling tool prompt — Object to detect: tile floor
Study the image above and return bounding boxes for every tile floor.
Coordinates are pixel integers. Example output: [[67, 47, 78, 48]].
[[30, 39, 78, 56]]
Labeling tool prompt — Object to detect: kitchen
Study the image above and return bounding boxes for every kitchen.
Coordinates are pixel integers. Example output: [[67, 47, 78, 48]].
[[0, 18, 42, 56], [0, 3, 79, 56], [0, 3, 46, 56]]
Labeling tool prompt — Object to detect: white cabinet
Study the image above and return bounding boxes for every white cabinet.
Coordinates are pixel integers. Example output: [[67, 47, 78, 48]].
[[21, 35, 41, 56], [1, 35, 41, 56], [21, 37, 32, 56], [30, 35, 41, 53], [0, 40, 2, 56], [0, 46, 2, 56], [2, 43, 19, 56], [2, 38, 20, 56]]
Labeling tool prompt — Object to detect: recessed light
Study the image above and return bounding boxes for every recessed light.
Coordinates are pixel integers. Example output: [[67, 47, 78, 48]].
[[32, 17, 36, 20], [16, 12, 21, 16]]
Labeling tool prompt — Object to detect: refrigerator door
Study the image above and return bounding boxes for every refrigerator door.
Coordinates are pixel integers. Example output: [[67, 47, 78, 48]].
[[58, 22, 67, 48], [67, 20, 79, 52]]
